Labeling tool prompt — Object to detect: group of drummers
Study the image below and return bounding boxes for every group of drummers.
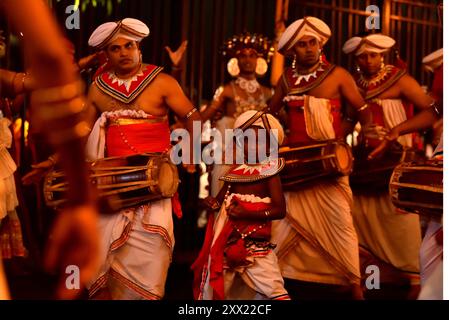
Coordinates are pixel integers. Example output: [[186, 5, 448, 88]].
[[0, 6, 443, 301]]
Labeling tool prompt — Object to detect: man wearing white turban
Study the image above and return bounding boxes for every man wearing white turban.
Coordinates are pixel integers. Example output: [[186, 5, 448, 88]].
[[192, 110, 290, 300], [343, 33, 436, 299], [368, 48, 443, 300], [268, 17, 374, 299], [84, 18, 202, 300]]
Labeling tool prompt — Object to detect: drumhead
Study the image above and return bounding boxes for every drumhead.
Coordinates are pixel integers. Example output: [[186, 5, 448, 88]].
[[335, 143, 353, 175], [158, 161, 179, 196]]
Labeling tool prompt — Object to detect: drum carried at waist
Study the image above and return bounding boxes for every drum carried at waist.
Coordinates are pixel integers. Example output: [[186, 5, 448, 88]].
[[44, 153, 179, 211], [389, 160, 443, 218], [279, 140, 353, 189], [350, 143, 425, 192]]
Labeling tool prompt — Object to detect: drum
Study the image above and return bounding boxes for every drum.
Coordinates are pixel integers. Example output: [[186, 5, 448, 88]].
[[389, 160, 443, 218], [279, 140, 353, 189], [350, 144, 425, 192], [44, 153, 179, 211]]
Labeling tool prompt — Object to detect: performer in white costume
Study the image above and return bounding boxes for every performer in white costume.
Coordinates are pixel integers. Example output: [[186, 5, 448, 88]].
[[342, 33, 435, 297], [85, 18, 201, 299], [268, 17, 374, 299]]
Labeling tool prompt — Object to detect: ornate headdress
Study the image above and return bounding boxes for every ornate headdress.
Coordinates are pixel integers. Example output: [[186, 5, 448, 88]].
[[221, 33, 274, 77]]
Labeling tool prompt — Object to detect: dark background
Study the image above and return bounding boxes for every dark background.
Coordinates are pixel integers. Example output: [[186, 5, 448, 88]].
[[1, 0, 443, 105]]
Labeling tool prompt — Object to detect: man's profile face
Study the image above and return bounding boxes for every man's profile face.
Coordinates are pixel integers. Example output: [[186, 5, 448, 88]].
[[105, 37, 141, 74], [356, 51, 383, 76], [293, 36, 320, 67], [237, 48, 258, 74]]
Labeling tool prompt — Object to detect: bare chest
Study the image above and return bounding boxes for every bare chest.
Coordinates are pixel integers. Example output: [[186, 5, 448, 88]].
[[305, 74, 341, 100], [94, 85, 167, 116], [367, 83, 402, 100]]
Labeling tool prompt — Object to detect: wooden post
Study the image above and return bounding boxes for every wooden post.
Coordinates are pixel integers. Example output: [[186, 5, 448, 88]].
[[270, 0, 288, 87], [382, 0, 391, 35]]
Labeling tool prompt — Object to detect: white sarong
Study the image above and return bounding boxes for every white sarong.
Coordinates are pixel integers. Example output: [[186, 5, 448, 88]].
[[272, 95, 361, 285], [86, 110, 174, 300], [352, 99, 421, 282]]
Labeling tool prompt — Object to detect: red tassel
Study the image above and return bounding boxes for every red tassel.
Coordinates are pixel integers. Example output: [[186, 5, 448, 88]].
[[171, 192, 183, 218], [225, 238, 248, 269]]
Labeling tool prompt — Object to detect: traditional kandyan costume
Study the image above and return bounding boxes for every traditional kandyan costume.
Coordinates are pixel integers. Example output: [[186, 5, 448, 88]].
[[271, 17, 361, 287], [193, 111, 290, 300], [86, 18, 180, 300], [342, 34, 422, 285]]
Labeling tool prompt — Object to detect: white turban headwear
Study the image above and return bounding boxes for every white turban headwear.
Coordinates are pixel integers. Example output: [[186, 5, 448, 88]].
[[88, 18, 149, 49], [342, 34, 395, 56], [422, 48, 443, 72], [233, 110, 285, 145], [278, 17, 331, 55]]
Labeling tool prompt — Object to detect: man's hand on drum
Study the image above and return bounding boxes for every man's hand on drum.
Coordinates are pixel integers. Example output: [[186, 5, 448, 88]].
[[44, 203, 100, 300], [368, 128, 400, 160], [22, 158, 56, 185], [361, 123, 389, 140]]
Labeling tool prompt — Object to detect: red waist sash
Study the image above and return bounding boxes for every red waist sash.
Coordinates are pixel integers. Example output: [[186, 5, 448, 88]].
[[286, 98, 342, 145], [105, 120, 182, 218], [106, 121, 171, 157]]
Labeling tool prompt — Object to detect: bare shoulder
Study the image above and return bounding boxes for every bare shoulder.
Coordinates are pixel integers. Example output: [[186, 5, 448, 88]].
[[87, 82, 101, 100], [152, 72, 178, 86], [222, 82, 234, 97], [331, 65, 353, 79], [212, 82, 233, 98], [397, 73, 417, 87]]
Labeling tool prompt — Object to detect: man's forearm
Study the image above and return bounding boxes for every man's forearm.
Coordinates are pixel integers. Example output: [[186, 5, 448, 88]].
[[394, 107, 439, 137]]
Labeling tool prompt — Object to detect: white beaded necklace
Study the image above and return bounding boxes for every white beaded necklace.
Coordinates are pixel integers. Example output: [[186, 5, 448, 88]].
[[235, 76, 260, 94]]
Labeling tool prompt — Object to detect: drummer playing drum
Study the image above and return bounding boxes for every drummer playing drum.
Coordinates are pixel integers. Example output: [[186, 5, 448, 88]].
[[81, 18, 202, 300], [267, 17, 374, 299], [342, 33, 437, 298], [24, 18, 202, 300]]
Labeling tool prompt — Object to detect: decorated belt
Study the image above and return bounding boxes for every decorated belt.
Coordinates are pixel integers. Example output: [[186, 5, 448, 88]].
[[109, 117, 167, 126]]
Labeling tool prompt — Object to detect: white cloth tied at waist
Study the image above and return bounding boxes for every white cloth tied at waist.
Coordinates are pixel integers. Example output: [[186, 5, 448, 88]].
[[272, 95, 360, 285], [86, 109, 174, 252], [283, 94, 335, 140], [376, 98, 412, 148]]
